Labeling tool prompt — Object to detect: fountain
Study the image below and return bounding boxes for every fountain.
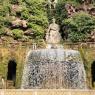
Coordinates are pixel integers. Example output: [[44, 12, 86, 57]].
[[21, 0, 87, 89], [21, 18, 87, 89]]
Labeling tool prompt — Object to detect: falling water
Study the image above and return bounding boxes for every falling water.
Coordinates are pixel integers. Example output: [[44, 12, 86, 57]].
[[21, 49, 87, 89]]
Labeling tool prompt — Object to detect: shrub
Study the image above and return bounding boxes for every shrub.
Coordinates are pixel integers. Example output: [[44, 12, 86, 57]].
[[58, 0, 81, 5], [63, 12, 95, 42], [21, 0, 48, 39], [21, 9, 30, 19], [55, 0, 80, 23], [10, 0, 22, 4], [27, 23, 44, 39], [28, 15, 48, 28], [55, 1, 68, 24], [0, 27, 6, 36], [12, 29, 23, 39]]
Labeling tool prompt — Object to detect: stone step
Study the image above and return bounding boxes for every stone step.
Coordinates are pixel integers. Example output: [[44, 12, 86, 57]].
[[0, 90, 95, 95], [6, 80, 15, 89]]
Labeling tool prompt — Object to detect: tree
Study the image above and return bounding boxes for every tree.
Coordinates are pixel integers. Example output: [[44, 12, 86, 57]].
[[63, 12, 95, 42]]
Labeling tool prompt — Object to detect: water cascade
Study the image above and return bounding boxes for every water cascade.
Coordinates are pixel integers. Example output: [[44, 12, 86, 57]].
[[21, 49, 87, 89], [21, 0, 87, 89]]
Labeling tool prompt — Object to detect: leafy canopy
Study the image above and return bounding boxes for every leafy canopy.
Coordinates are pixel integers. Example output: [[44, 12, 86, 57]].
[[63, 12, 95, 42]]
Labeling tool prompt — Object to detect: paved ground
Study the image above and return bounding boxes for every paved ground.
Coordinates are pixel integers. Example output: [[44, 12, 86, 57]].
[[0, 89, 95, 95]]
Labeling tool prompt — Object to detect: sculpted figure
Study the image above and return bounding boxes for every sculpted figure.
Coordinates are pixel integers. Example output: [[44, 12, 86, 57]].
[[48, 0, 57, 9], [46, 18, 61, 44]]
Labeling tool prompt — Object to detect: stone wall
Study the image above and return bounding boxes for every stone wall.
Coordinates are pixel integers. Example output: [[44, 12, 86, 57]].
[[0, 44, 29, 88]]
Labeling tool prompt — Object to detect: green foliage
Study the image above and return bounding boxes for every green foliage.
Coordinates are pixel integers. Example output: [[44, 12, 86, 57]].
[[0, 0, 48, 41], [63, 12, 95, 42], [12, 29, 23, 39], [21, 0, 48, 39], [1, 0, 95, 43], [68, 32, 87, 42], [22, 0, 46, 16], [0, 5, 10, 16], [58, 0, 80, 5], [28, 23, 44, 39], [21, 9, 30, 19], [55, 1, 68, 24], [0, 1, 11, 37], [10, 0, 22, 4], [1, 17, 11, 28], [0, 27, 5, 36], [28, 15, 48, 28], [0, 16, 11, 36]]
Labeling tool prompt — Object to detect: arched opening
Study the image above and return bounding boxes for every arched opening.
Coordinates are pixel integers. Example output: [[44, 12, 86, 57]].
[[91, 60, 95, 87], [7, 59, 17, 87]]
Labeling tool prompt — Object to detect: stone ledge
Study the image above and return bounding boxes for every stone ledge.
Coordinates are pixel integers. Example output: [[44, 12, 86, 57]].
[[0, 89, 95, 95]]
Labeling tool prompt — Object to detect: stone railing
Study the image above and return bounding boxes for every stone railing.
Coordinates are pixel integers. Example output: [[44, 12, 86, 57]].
[[0, 42, 95, 49], [0, 89, 95, 95], [64, 42, 95, 49]]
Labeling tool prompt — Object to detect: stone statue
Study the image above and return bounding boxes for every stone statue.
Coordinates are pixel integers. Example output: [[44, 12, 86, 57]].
[[0, 76, 5, 89], [48, 0, 57, 9], [46, 18, 61, 46]]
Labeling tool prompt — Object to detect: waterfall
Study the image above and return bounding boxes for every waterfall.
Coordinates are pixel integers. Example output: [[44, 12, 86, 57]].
[[21, 49, 87, 89]]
